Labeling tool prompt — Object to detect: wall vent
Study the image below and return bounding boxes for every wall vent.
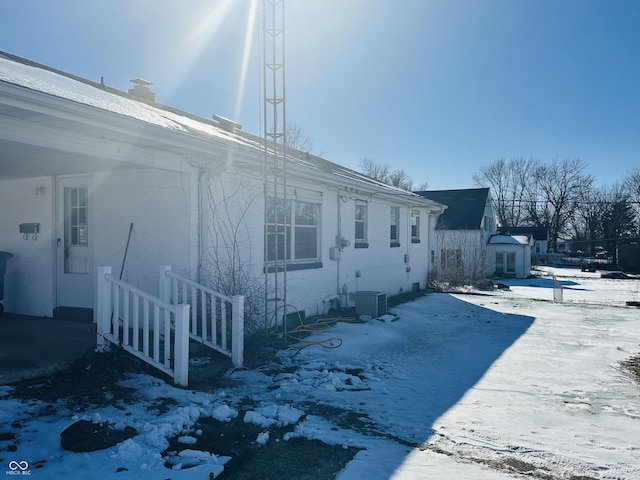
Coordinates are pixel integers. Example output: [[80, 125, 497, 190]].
[[212, 114, 242, 133]]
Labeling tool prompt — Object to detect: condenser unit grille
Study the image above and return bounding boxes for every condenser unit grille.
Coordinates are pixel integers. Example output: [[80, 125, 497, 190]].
[[351, 291, 387, 317]]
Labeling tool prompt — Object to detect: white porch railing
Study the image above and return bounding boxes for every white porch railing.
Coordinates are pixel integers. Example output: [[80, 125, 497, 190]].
[[96, 265, 190, 386], [159, 265, 244, 367]]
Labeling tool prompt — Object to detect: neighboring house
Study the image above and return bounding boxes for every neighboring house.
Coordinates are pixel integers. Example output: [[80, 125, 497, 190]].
[[0, 51, 446, 326], [487, 234, 533, 279], [499, 226, 549, 257], [556, 238, 572, 254], [415, 188, 497, 283]]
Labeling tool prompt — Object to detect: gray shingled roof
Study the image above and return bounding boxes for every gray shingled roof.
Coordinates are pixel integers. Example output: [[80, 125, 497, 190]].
[[415, 188, 490, 230]]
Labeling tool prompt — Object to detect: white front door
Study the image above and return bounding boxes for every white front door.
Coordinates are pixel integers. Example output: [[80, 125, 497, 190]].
[[56, 176, 93, 308]]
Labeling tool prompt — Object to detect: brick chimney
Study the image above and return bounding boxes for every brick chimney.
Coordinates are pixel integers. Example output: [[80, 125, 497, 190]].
[[128, 78, 155, 102]]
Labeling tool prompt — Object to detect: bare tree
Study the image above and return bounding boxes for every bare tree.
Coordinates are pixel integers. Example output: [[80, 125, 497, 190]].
[[531, 158, 594, 252], [473, 157, 538, 227], [430, 227, 488, 288], [358, 158, 426, 191], [570, 185, 604, 255], [285, 123, 317, 154], [197, 166, 266, 334]]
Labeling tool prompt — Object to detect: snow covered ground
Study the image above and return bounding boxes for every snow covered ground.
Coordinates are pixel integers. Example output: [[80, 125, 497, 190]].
[[1, 266, 639, 479]]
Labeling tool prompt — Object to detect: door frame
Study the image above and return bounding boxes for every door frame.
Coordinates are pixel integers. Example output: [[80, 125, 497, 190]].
[[55, 175, 94, 309]]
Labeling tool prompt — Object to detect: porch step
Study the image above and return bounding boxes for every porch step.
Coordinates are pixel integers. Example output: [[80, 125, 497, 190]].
[[53, 307, 94, 323]]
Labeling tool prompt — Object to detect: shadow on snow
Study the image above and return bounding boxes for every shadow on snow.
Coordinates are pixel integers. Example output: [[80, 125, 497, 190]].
[[299, 292, 535, 477]]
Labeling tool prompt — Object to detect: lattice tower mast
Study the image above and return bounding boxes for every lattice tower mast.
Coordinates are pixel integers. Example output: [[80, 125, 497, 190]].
[[262, 0, 288, 340]]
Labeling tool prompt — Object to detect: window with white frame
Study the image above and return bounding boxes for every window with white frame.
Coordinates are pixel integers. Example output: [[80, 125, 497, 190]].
[[441, 249, 462, 270], [506, 251, 515, 273], [390, 206, 400, 246], [411, 210, 420, 243], [495, 252, 515, 274], [484, 215, 494, 233], [355, 203, 368, 247], [266, 198, 320, 265]]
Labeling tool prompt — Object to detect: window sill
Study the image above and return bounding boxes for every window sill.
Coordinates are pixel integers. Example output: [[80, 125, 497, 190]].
[[265, 261, 323, 273], [390, 242, 401, 248], [354, 242, 369, 249], [411, 239, 421, 244]]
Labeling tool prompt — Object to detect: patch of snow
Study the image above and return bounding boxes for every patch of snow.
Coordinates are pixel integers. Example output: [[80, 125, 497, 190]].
[[256, 431, 269, 445], [211, 404, 237, 422], [177, 435, 197, 445]]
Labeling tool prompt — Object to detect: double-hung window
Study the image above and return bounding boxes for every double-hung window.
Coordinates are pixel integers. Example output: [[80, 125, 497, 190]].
[[441, 249, 463, 270], [411, 210, 420, 243], [355, 203, 368, 248], [266, 197, 320, 268], [390, 206, 400, 247]]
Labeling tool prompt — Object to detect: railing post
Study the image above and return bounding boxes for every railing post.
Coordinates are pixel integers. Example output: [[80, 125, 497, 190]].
[[173, 303, 190, 387], [159, 265, 171, 304], [96, 266, 112, 348], [231, 295, 245, 367]]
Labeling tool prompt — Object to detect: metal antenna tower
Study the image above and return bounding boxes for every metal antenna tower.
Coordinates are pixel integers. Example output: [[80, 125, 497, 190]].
[[262, 0, 288, 342]]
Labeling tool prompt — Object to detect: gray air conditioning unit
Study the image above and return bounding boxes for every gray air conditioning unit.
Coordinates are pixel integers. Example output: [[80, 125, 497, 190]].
[[350, 291, 387, 317]]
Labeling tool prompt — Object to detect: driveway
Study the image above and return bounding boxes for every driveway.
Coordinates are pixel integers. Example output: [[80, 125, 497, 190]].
[[0, 313, 96, 384]]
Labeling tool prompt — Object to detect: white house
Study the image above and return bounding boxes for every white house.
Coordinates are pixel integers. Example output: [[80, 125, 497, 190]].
[[415, 188, 497, 283], [0, 51, 446, 331], [499, 226, 549, 261], [487, 234, 533, 279]]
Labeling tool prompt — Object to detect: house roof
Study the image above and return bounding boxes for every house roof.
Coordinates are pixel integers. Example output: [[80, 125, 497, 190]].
[[499, 226, 549, 241], [414, 188, 490, 230], [0, 51, 445, 211], [489, 234, 532, 246]]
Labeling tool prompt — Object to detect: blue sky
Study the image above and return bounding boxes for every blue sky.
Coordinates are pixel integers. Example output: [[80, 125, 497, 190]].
[[1, 0, 638, 190]]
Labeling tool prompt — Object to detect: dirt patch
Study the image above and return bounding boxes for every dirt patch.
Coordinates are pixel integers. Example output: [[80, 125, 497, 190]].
[[620, 353, 640, 384], [500, 457, 538, 473], [164, 413, 359, 480], [6, 347, 150, 413], [4, 347, 360, 479], [60, 419, 137, 452]]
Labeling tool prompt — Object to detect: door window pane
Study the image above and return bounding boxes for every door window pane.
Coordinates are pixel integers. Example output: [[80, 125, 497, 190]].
[[64, 186, 89, 274]]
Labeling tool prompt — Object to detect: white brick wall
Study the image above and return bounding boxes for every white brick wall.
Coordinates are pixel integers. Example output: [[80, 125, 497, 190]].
[[0, 167, 435, 320], [203, 168, 433, 319], [0, 177, 55, 316], [92, 168, 195, 301]]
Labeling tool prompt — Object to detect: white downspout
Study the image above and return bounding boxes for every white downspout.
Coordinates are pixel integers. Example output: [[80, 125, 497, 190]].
[[195, 168, 205, 284]]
